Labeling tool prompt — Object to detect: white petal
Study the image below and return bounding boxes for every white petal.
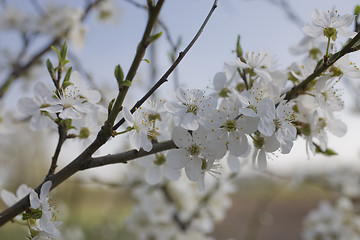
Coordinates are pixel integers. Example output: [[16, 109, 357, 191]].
[[29, 190, 40, 209], [257, 149, 267, 171], [145, 165, 162, 185], [59, 108, 82, 119], [1, 190, 17, 207], [180, 113, 199, 130], [172, 126, 192, 149], [184, 156, 202, 181], [40, 181, 52, 202], [213, 72, 227, 90], [166, 149, 188, 169], [16, 185, 32, 199], [17, 98, 38, 115], [227, 155, 241, 172], [254, 69, 272, 82], [164, 166, 181, 181], [140, 133, 153, 152], [29, 113, 48, 130]]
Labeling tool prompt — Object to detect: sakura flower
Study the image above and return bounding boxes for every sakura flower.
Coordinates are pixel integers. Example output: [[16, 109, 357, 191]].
[[303, 8, 356, 41], [225, 51, 273, 82], [167, 127, 217, 181], [29, 181, 61, 238], [164, 88, 217, 130], [137, 152, 181, 185], [46, 71, 101, 120], [207, 96, 258, 158], [123, 107, 152, 152], [332, 54, 360, 78], [314, 76, 344, 115], [18, 82, 61, 130]]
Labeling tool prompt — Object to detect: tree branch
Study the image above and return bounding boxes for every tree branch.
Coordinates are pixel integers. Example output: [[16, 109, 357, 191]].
[[113, 0, 219, 130], [79, 140, 176, 170]]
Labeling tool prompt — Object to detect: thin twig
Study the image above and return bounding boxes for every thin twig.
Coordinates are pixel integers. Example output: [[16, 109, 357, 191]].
[[113, 0, 218, 130], [46, 124, 67, 178]]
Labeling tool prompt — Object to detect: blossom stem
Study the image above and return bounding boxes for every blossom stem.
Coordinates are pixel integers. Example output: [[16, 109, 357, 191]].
[[325, 36, 331, 60]]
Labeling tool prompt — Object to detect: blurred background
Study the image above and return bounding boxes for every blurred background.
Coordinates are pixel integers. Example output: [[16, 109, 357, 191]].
[[1, 0, 360, 239]]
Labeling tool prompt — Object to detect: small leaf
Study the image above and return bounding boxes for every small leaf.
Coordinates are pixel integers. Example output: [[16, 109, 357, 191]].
[[143, 59, 150, 64], [236, 35, 243, 58], [63, 67, 72, 86], [122, 80, 132, 87], [314, 58, 324, 71], [147, 32, 162, 44], [108, 98, 115, 115], [51, 46, 61, 62], [60, 41, 68, 63], [30, 209, 43, 220], [315, 145, 338, 156], [46, 59, 54, 73]]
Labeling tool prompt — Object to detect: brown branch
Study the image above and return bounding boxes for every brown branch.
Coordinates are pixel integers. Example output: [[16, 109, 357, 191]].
[[113, 0, 218, 130], [46, 124, 67, 178], [79, 140, 176, 170], [285, 30, 360, 101]]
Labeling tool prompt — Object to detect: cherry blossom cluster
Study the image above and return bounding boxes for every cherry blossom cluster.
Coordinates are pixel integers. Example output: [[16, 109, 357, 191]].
[[1, 181, 61, 239], [124, 162, 235, 240], [17, 71, 105, 142], [119, 7, 360, 187]]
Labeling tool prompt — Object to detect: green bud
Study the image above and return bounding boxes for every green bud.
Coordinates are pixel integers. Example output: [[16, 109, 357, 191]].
[[147, 31, 163, 45], [114, 64, 124, 83], [324, 27, 337, 41], [153, 153, 166, 165], [355, 5, 360, 16], [79, 127, 90, 139]]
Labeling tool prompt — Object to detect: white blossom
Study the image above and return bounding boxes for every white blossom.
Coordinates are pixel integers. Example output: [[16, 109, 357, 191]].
[[164, 88, 217, 131]]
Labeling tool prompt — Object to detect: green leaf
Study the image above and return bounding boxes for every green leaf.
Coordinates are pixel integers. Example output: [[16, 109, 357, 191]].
[[355, 5, 360, 16], [51, 46, 61, 62], [114, 64, 124, 83], [315, 145, 338, 156], [236, 35, 243, 58], [147, 32, 163, 44], [122, 80, 132, 87], [314, 58, 324, 71], [62, 67, 72, 88], [60, 41, 68, 63], [143, 59, 150, 64], [46, 59, 54, 73]]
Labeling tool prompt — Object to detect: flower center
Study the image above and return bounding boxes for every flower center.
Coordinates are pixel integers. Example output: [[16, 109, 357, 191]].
[[186, 104, 198, 115], [187, 144, 201, 156], [224, 119, 237, 132]]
